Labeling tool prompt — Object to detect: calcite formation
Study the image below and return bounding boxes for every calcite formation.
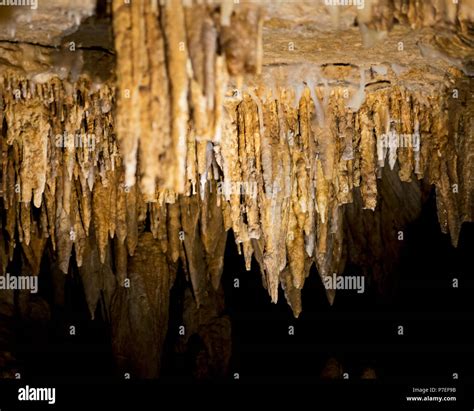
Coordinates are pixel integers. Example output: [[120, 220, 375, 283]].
[[0, 0, 473, 377], [112, 0, 263, 195]]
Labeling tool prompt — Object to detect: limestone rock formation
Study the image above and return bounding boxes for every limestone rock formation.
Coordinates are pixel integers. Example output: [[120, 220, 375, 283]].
[[0, 0, 472, 378]]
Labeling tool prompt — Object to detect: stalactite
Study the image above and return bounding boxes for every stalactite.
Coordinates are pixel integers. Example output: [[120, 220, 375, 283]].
[[0, 0, 473, 378], [0, 68, 471, 310], [359, 0, 472, 39], [111, 232, 176, 378], [111, 0, 263, 196]]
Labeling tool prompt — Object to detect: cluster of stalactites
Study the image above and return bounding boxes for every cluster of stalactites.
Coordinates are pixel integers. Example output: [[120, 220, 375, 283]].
[[0, 71, 472, 316], [111, 0, 263, 199], [218, 80, 472, 314], [347, 0, 474, 47], [356, 0, 473, 32]]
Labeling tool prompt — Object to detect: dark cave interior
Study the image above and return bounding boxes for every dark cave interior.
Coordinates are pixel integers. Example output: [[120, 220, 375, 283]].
[[5, 186, 473, 383]]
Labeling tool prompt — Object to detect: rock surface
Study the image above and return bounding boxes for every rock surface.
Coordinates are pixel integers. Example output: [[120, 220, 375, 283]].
[[0, 0, 472, 377]]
